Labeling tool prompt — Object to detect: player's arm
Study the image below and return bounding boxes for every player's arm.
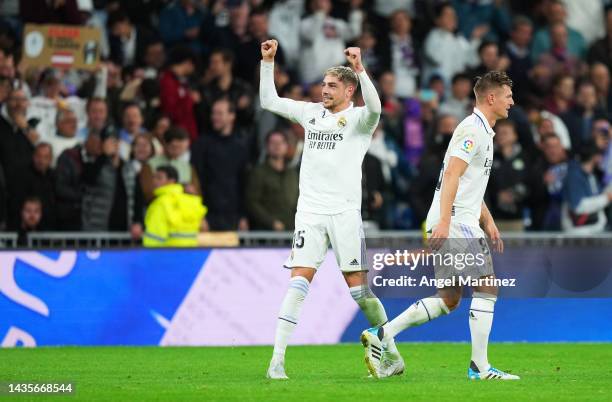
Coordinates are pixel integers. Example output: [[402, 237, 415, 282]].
[[480, 201, 503, 253], [344, 47, 381, 132], [259, 39, 306, 122], [430, 156, 468, 249]]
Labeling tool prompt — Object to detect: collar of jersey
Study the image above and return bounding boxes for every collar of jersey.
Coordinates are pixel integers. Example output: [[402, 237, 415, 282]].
[[473, 107, 495, 136], [323, 102, 354, 116]]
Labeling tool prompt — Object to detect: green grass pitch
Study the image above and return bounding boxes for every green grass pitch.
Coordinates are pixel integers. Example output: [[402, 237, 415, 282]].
[[1, 343, 611, 401]]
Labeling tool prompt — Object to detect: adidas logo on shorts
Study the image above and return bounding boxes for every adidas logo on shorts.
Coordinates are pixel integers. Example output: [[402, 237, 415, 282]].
[[349, 259, 359, 266]]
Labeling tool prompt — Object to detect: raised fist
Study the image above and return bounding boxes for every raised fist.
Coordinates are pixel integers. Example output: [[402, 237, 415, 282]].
[[344, 47, 363, 73], [261, 40, 278, 62]]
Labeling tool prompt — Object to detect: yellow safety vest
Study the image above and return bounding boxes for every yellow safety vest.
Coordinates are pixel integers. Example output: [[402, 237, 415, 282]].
[[143, 184, 206, 247]]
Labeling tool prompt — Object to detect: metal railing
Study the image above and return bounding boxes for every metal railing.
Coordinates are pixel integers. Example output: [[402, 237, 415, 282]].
[[1, 230, 612, 249]]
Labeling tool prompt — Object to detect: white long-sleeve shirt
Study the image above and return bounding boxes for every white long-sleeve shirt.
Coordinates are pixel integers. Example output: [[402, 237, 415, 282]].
[[422, 28, 480, 86], [298, 11, 363, 83], [260, 61, 380, 214]]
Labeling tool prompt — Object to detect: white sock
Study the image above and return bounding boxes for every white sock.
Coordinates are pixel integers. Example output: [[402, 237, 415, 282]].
[[469, 292, 497, 372], [272, 276, 310, 360], [382, 297, 450, 342], [349, 285, 399, 355]]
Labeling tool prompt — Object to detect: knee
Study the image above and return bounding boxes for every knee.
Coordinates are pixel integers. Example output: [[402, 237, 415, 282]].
[[441, 293, 462, 311]]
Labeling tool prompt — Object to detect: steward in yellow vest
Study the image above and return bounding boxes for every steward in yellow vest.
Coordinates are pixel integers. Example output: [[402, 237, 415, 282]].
[[143, 165, 206, 247]]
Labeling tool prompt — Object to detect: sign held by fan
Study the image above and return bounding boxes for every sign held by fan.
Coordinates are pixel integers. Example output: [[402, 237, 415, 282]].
[[22, 24, 101, 71]]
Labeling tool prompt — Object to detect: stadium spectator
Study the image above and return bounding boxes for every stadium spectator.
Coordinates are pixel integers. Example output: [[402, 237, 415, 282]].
[[544, 74, 575, 116], [160, 45, 199, 141], [409, 114, 458, 226], [28, 70, 86, 141], [563, 0, 605, 45], [236, 7, 286, 84], [530, 134, 569, 230], [143, 165, 206, 247], [537, 22, 584, 78], [466, 41, 510, 82], [246, 131, 298, 231], [107, 10, 157, 67], [118, 102, 146, 161], [47, 108, 80, 166], [0, 87, 37, 229], [77, 97, 110, 141], [11, 142, 56, 231], [17, 196, 43, 246], [298, 0, 363, 83], [0, 74, 11, 105], [158, 0, 206, 54], [267, 0, 304, 69], [439, 73, 473, 122], [362, 152, 386, 228], [191, 98, 249, 231], [377, 71, 404, 144], [488, 120, 531, 232], [422, 2, 485, 88], [81, 131, 144, 235], [149, 114, 171, 155], [561, 81, 607, 151], [55, 133, 101, 231], [141, 39, 166, 77], [531, 0, 586, 62], [562, 142, 612, 234], [355, 27, 383, 79], [200, 1, 250, 57], [589, 63, 612, 118], [199, 48, 255, 132], [452, 0, 511, 43], [587, 7, 612, 66], [20, 0, 82, 25], [141, 126, 200, 202], [130, 134, 155, 174], [505, 16, 533, 104], [376, 10, 419, 98]]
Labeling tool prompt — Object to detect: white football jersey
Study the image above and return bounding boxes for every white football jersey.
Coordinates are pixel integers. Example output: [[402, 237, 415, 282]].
[[426, 107, 495, 229], [260, 61, 381, 215]]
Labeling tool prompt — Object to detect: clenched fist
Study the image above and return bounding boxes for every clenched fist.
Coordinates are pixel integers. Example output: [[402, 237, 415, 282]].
[[261, 40, 278, 62], [344, 47, 364, 73]]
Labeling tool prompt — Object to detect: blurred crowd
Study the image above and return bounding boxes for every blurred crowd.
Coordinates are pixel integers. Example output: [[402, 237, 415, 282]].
[[1, 0, 612, 243]]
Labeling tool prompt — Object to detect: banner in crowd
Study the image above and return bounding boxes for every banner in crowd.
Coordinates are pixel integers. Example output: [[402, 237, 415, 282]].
[[23, 24, 101, 70], [1, 248, 611, 348]]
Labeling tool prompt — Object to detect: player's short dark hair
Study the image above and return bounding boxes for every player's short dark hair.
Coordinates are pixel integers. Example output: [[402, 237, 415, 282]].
[[473, 71, 513, 100], [249, 6, 268, 18], [163, 126, 189, 144], [156, 165, 179, 183]]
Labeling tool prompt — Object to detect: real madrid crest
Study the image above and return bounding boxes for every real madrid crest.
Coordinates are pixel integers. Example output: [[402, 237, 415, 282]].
[[338, 116, 347, 127]]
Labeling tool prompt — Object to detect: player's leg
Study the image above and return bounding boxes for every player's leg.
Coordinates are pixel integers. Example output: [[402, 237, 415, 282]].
[[267, 213, 329, 379], [466, 232, 519, 380], [327, 210, 402, 376]]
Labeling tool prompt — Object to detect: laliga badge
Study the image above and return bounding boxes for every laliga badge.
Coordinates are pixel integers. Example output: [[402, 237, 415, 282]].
[[338, 116, 347, 127]]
